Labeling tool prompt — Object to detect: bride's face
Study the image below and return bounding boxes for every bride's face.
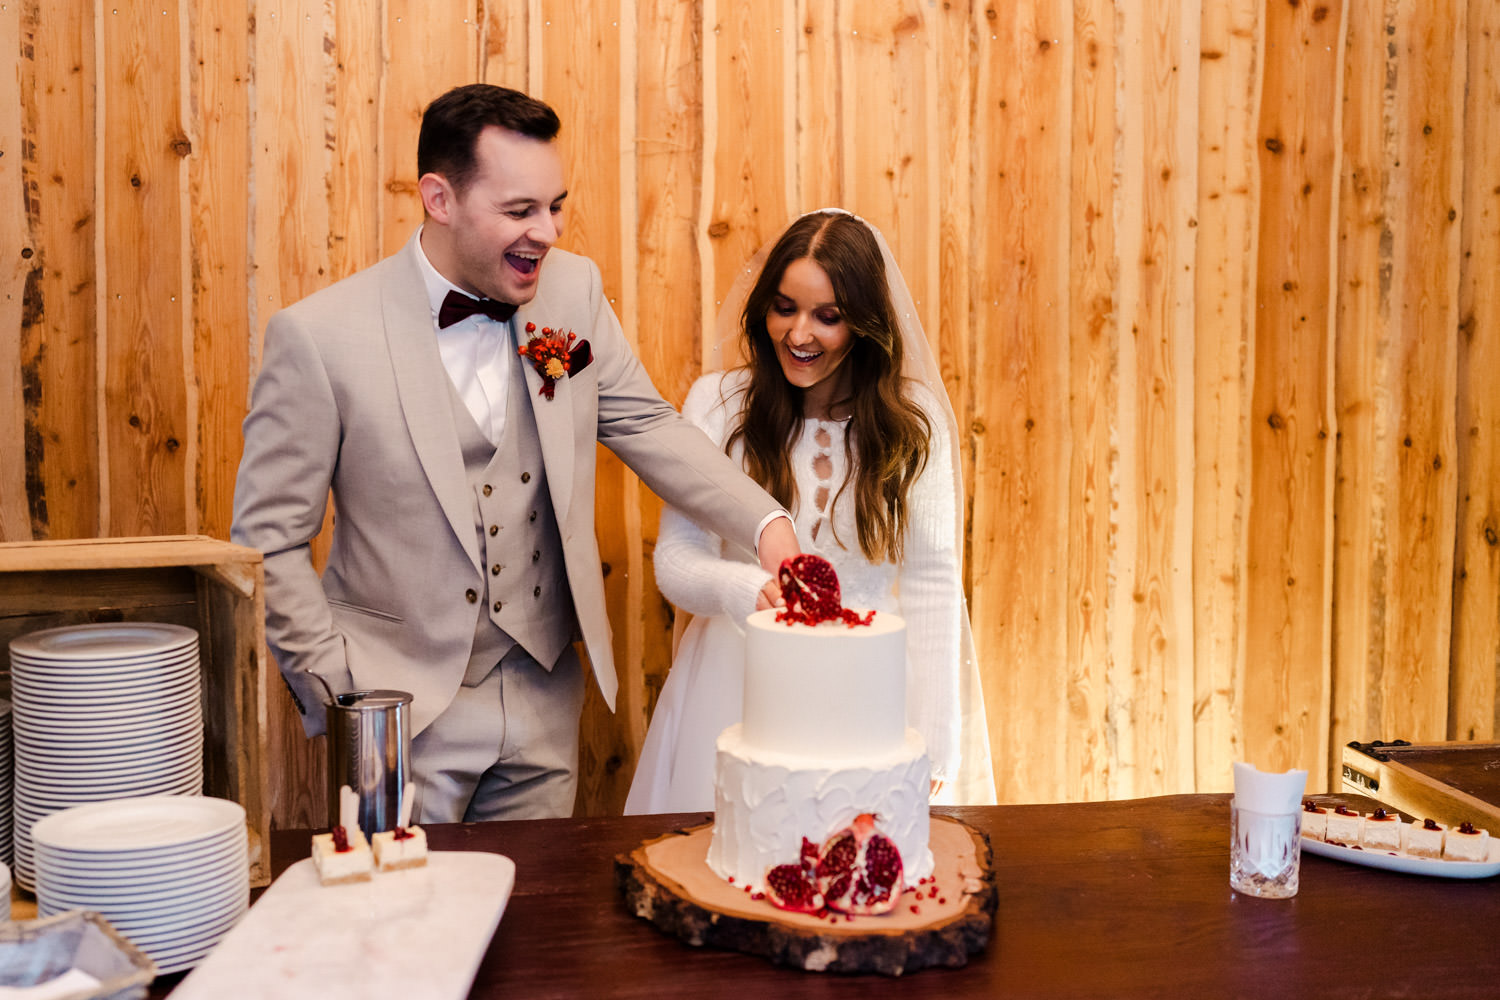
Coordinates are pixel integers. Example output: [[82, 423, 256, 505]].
[[766, 257, 855, 415]]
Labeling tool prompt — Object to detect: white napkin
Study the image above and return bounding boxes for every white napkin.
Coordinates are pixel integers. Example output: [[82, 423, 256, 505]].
[[1232, 761, 1307, 815], [338, 785, 359, 833], [398, 783, 416, 829], [1232, 762, 1308, 880]]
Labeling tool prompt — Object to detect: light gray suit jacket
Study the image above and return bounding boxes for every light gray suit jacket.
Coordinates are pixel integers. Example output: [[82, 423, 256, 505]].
[[232, 232, 780, 737]]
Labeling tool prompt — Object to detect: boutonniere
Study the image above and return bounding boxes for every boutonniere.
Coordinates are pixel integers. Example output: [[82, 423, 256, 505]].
[[518, 323, 592, 400]]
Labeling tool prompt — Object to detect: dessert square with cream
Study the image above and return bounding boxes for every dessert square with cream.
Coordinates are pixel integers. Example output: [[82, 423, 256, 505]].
[[1443, 822, 1490, 862], [312, 827, 373, 885], [373, 826, 429, 871], [1324, 805, 1363, 846], [1360, 808, 1402, 851], [1402, 818, 1445, 859], [1300, 801, 1328, 842]]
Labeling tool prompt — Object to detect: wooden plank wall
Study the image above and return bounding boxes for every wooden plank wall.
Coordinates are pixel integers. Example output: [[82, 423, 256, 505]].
[[3, 0, 1498, 825]]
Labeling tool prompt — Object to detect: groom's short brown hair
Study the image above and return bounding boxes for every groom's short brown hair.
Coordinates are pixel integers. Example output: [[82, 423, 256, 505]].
[[418, 84, 561, 194]]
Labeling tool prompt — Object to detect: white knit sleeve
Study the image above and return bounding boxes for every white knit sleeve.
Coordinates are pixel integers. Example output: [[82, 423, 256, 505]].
[[897, 389, 964, 783], [652, 373, 773, 622]]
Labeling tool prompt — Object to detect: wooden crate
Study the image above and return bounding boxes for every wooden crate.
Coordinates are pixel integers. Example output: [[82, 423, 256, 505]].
[[0, 535, 271, 886], [1340, 740, 1500, 833]]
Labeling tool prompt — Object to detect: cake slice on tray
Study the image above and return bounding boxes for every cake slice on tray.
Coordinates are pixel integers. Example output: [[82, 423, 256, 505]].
[[1300, 801, 1329, 842], [1402, 818, 1445, 859], [1443, 821, 1490, 862], [312, 785, 374, 886], [373, 785, 428, 871], [1360, 808, 1402, 852], [1324, 805, 1364, 847]]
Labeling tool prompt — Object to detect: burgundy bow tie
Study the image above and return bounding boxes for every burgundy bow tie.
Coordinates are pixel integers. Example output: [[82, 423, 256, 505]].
[[438, 290, 517, 328]]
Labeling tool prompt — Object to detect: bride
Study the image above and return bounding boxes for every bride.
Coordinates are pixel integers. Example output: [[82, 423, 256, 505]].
[[624, 209, 995, 813]]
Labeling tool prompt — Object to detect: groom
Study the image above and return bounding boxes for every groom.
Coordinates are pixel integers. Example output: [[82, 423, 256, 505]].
[[232, 84, 795, 823]]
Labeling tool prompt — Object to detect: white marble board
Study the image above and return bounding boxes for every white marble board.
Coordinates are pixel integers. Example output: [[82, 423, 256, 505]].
[[171, 851, 515, 999]]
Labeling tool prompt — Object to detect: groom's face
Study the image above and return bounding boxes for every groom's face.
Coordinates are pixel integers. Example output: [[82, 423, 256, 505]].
[[442, 126, 567, 306]]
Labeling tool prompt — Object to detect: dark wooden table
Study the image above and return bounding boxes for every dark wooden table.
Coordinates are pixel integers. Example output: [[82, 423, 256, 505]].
[[164, 793, 1500, 998]]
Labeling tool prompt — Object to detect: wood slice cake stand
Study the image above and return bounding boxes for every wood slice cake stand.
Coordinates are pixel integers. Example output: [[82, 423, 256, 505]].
[[615, 815, 996, 975]]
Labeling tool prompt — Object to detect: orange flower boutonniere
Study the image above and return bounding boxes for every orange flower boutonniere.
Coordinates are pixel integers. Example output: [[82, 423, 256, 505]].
[[518, 323, 591, 400]]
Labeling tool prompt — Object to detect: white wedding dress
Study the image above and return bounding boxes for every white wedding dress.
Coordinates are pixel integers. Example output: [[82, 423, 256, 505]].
[[623, 369, 980, 814]]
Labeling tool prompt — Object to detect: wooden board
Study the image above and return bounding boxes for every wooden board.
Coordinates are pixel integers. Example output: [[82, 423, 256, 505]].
[[615, 815, 995, 976], [1340, 740, 1500, 834]]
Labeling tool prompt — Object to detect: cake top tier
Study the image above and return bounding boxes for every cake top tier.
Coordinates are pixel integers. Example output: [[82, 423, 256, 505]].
[[742, 608, 909, 758]]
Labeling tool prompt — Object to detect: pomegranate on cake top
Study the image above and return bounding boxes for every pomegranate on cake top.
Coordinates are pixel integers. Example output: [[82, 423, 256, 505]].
[[776, 554, 876, 627]]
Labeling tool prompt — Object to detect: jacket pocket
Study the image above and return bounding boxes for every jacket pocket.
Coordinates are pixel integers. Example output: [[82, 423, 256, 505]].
[[327, 598, 405, 624]]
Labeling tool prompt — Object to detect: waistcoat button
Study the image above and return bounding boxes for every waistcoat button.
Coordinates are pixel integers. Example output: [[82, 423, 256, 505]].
[[482, 484, 493, 496], [533, 586, 541, 598], [493, 601, 502, 612], [491, 564, 501, 576], [489, 525, 499, 536], [465, 589, 478, 603], [520, 472, 531, 484], [528, 510, 537, 522]]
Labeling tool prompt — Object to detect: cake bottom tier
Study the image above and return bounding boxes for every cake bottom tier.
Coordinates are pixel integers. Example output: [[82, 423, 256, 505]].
[[707, 723, 934, 889]]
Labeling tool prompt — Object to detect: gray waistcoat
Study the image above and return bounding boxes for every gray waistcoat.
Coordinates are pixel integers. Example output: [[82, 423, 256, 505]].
[[448, 339, 575, 685]]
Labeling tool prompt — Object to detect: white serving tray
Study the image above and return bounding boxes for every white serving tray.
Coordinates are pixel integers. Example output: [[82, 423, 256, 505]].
[[1301, 834, 1500, 878], [172, 850, 515, 999]]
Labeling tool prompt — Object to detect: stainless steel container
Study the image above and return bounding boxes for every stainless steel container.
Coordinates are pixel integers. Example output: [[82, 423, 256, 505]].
[[325, 690, 413, 837]]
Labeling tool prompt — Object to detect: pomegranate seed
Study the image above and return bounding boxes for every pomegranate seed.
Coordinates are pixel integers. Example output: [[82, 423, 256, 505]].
[[911, 905, 921, 914], [938, 897, 947, 904]]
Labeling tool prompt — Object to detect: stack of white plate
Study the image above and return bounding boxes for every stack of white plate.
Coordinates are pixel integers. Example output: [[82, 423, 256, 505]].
[[0, 699, 11, 866], [32, 796, 249, 974], [8, 622, 204, 891]]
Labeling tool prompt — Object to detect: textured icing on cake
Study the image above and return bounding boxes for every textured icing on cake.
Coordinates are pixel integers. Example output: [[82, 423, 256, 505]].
[[709, 608, 932, 890], [707, 724, 933, 889], [741, 608, 907, 758]]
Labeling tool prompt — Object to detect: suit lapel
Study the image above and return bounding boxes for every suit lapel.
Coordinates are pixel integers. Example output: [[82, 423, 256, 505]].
[[513, 296, 575, 526], [383, 233, 481, 573]]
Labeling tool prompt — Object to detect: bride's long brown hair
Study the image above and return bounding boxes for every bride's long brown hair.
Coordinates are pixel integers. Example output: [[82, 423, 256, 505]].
[[726, 212, 931, 564]]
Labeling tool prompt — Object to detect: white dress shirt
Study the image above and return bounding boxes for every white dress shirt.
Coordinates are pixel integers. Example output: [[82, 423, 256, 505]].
[[415, 233, 513, 444]]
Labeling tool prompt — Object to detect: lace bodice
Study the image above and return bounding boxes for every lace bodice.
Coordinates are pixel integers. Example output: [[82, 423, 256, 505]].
[[653, 370, 964, 780]]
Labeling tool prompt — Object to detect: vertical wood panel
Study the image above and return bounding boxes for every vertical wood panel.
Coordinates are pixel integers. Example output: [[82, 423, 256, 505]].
[[1330, 0, 1390, 788], [934, 0, 973, 522], [1244, 0, 1343, 777], [1192, 0, 1261, 793], [381, 1, 476, 258], [1452, 0, 1500, 741], [1066, 0, 1117, 801], [330, 0, 384, 283], [190, 0, 252, 545], [634, 0, 701, 739], [797, 0, 840, 211], [1381, 1, 1462, 742], [1112, 0, 1199, 797], [1, 2, 31, 539], [842, 1, 936, 340], [482, 0, 530, 87], [14, 0, 99, 541], [101, 3, 190, 537], [971, 0, 1072, 803]]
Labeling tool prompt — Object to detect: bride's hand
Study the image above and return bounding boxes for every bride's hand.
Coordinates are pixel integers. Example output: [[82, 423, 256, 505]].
[[755, 578, 783, 610]]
